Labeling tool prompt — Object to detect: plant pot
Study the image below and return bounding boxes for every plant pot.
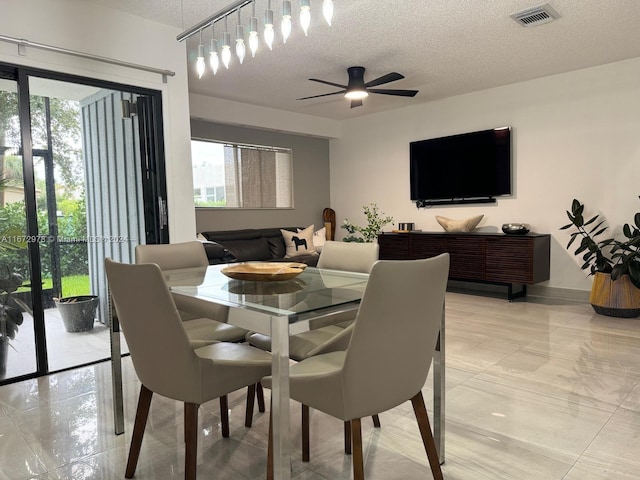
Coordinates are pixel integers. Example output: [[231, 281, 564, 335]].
[[55, 295, 99, 332], [589, 272, 640, 318], [0, 336, 8, 379]]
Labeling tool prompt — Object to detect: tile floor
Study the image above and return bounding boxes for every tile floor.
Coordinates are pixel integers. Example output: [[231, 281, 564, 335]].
[[1, 291, 640, 479], [3, 308, 121, 380]]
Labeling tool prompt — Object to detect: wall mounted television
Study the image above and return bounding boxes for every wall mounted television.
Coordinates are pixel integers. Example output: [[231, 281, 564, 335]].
[[410, 127, 512, 206]]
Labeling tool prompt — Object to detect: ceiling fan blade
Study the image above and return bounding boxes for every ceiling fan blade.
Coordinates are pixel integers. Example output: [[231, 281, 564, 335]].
[[364, 72, 404, 88], [350, 99, 363, 108], [297, 90, 346, 100], [368, 88, 419, 97], [309, 78, 348, 89]]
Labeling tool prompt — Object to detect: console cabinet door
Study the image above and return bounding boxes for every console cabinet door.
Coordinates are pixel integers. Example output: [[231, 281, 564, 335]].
[[485, 237, 533, 283], [410, 235, 446, 260], [378, 234, 409, 260], [447, 235, 486, 280]]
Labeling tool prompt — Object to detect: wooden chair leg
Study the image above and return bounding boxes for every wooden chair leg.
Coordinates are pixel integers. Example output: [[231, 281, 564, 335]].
[[184, 402, 199, 480], [125, 385, 153, 479], [302, 404, 310, 462], [344, 421, 352, 454], [245, 384, 256, 427], [220, 395, 229, 438], [410, 391, 443, 480], [257, 382, 266, 413], [351, 418, 364, 480], [266, 406, 274, 480], [372, 414, 381, 428]]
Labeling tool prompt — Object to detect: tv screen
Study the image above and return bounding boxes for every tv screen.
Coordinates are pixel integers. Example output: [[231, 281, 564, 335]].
[[410, 127, 511, 204]]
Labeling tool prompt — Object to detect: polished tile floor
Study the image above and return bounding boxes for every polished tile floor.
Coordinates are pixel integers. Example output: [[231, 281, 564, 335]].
[[1, 291, 640, 479]]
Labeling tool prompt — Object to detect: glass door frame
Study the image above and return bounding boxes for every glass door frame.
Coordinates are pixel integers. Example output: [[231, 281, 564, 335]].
[[0, 61, 169, 385]]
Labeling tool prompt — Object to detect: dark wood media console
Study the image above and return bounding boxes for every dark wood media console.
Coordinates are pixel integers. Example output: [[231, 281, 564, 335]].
[[378, 231, 551, 300]]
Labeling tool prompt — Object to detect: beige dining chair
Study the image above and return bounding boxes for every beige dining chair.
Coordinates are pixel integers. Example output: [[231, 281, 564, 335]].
[[135, 241, 265, 432], [105, 258, 273, 480], [263, 254, 449, 480], [246, 240, 380, 435], [247, 240, 379, 357]]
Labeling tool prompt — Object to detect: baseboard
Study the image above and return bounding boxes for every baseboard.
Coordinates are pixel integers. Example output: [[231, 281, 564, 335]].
[[447, 280, 590, 302], [527, 285, 590, 302]]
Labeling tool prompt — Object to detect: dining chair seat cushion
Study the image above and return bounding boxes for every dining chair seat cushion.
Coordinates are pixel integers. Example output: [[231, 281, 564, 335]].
[[262, 351, 348, 418], [247, 325, 344, 362], [184, 318, 248, 347]]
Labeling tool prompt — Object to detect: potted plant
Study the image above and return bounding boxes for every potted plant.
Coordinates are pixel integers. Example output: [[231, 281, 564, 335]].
[[0, 266, 28, 379], [341, 203, 394, 243], [560, 198, 640, 317], [55, 295, 99, 333]]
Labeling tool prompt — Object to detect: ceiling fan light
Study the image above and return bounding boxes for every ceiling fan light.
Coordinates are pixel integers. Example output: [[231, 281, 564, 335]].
[[281, 1, 292, 44], [300, 0, 311, 36], [322, 0, 333, 26], [264, 9, 275, 50], [345, 89, 368, 100], [196, 43, 206, 78]]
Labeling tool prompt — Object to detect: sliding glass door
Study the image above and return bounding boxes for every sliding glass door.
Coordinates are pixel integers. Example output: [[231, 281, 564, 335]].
[[0, 64, 168, 384]]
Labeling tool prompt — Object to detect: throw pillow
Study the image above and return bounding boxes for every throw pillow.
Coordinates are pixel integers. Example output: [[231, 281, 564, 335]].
[[435, 214, 484, 232], [298, 226, 326, 253], [282, 225, 316, 258]]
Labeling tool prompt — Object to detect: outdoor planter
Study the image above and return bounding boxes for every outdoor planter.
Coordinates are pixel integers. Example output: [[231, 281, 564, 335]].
[[55, 295, 99, 332]]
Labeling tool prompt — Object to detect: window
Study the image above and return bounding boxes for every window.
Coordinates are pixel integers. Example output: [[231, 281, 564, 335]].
[[191, 139, 293, 208]]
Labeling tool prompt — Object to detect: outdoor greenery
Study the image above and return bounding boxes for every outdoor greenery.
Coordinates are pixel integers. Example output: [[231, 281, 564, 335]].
[[1, 92, 83, 194], [341, 203, 394, 243], [0, 266, 27, 344], [1, 90, 89, 302], [561, 197, 640, 288], [0, 196, 88, 278]]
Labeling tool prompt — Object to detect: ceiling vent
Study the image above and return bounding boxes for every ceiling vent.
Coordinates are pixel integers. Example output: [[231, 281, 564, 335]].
[[510, 4, 560, 27]]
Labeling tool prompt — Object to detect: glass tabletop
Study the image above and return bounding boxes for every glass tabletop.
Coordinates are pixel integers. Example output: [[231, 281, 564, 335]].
[[167, 263, 369, 318]]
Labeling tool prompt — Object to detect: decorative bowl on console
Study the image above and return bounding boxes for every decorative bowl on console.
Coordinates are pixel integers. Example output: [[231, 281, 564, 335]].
[[502, 223, 530, 235]]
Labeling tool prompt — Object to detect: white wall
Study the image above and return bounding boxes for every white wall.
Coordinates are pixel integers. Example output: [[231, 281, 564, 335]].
[[0, 0, 196, 242], [330, 57, 640, 293]]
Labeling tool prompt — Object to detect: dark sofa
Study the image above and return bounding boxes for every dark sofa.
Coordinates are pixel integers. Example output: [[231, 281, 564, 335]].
[[199, 227, 319, 266]]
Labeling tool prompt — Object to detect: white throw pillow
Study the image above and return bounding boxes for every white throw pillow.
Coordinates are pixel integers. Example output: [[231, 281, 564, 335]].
[[298, 226, 326, 253], [281, 225, 316, 258], [435, 215, 484, 232]]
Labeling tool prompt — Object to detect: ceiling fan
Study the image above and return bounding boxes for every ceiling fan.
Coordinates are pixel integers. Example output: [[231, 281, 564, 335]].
[[297, 66, 419, 108]]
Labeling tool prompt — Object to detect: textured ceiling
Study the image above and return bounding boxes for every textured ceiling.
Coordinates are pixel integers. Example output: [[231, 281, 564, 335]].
[[86, 0, 640, 120]]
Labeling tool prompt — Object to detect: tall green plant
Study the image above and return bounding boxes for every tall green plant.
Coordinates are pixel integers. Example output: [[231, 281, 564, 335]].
[[560, 198, 640, 289]]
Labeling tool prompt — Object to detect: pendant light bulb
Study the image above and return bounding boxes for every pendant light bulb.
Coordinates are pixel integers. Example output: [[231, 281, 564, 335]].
[[264, 7, 274, 50], [248, 16, 259, 57], [281, 1, 292, 44], [322, 0, 333, 26], [300, 0, 311, 36], [196, 42, 206, 78], [209, 38, 219, 74], [236, 24, 246, 64], [221, 31, 232, 69]]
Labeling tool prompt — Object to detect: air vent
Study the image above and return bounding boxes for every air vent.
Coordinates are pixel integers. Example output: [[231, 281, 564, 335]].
[[510, 4, 560, 27]]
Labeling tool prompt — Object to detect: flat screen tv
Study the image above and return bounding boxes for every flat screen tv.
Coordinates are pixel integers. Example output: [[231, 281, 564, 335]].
[[410, 127, 511, 205]]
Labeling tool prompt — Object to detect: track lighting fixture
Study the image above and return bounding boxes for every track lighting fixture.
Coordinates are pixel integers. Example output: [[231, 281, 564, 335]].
[[177, 0, 336, 77]]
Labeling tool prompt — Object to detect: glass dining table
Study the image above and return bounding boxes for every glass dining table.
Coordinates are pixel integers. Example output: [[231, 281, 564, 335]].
[[109, 263, 446, 479]]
